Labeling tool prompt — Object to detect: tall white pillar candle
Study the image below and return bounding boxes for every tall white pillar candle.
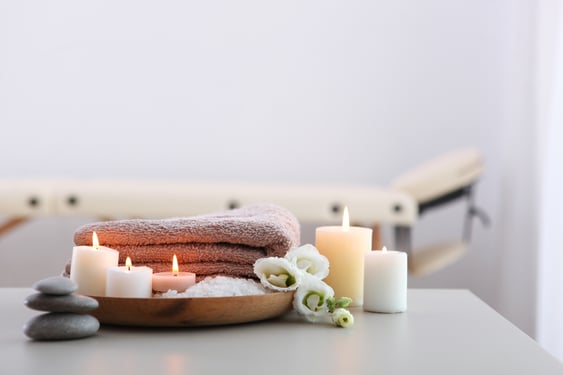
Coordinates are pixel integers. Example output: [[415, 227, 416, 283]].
[[364, 247, 407, 313], [106, 257, 153, 298], [70, 232, 119, 296], [315, 207, 372, 307]]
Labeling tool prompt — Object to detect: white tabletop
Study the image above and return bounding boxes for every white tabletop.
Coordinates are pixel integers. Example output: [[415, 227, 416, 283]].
[[1, 288, 561, 374]]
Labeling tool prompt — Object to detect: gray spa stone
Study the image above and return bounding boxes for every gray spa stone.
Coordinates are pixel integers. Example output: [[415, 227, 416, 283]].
[[33, 276, 77, 296], [23, 312, 99, 341], [24, 293, 99, 313]]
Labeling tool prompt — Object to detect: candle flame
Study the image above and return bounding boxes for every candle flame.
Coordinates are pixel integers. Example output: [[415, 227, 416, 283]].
[[382, 246, 388, 253], [92, 232, 100, 250], [342, 206, 350, 231], [125, 257, 132, 271], [172, 254, 179, 274]]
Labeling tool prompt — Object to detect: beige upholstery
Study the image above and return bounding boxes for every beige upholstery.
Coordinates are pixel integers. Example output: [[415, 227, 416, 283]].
[[391, 148, 484, 276]]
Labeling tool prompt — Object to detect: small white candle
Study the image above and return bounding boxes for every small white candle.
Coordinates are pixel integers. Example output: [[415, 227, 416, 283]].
[[315, 207, 372, 306], [70, 232, 119, 296], [363, 246, 407, 313], [152, 254, 196, 293], [106, 257, 153, 298]]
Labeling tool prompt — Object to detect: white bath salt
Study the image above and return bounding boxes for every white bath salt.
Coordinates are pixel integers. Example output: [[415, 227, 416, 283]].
[[156, 276, 267, 298]]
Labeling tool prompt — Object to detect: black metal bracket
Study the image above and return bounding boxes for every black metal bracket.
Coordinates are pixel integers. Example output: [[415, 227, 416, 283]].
[[395, 183, 490, 253]]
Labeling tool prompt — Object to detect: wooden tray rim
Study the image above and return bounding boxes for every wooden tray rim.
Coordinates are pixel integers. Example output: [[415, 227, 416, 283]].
[[89, 291, 295, 327]]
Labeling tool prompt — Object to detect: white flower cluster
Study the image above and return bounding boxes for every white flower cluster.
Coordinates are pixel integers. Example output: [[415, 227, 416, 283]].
[[254, 244, 354, 328]]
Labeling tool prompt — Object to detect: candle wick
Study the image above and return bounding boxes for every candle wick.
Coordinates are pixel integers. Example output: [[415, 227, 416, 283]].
[[174, 273, 178, 277], [127, 266, 131, 271]]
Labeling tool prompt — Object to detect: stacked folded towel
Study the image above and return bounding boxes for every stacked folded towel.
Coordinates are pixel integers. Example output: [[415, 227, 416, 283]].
[[68, 204, 300, 280]]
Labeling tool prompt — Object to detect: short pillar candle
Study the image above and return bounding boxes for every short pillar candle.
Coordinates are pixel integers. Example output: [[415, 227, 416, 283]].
[[152, 255, 196, 293], [364, 247, 407, 313], [106, 257, 153, 298]]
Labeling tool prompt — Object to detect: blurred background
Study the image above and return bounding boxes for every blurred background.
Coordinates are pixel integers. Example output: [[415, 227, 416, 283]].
[[1, 0, 561, 362]]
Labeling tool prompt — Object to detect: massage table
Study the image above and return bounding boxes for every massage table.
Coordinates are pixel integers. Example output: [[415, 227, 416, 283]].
[[0, 149, 486, 275]]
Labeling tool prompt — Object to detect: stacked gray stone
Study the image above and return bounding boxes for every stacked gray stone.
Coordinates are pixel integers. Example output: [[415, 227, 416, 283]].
[[23, 276, 100, 340]]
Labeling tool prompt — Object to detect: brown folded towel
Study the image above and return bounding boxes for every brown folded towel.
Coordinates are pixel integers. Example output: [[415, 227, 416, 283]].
[[69, 204, 300, 280]]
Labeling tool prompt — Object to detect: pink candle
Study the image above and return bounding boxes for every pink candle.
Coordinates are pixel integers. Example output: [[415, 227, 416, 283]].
[[152, 255, 196, 293]]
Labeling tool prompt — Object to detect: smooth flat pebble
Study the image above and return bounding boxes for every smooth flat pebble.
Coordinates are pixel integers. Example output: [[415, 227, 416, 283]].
[[25, 293, 98, 313], [33, 276, 77, 296], [23, 313, 99, 341]]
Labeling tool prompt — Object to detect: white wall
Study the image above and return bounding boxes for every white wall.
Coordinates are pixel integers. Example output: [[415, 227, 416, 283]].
[[536, 0, 563, 361], [0, 1, 538, 335]]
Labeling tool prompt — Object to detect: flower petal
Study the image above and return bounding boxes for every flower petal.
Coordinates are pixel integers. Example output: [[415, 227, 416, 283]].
[[285, 244, 330, 280], [254, 257, 301, 291], [332, 308, 354, 328], [292, 274, 334, 322]]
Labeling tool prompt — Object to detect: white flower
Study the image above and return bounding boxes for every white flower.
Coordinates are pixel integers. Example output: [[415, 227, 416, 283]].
[[255, 252, 354, 328], [292, 274, 334, 322], [254, 257, 301, 291], [332, 308, 354, 328], [285, 244, 330, 280]]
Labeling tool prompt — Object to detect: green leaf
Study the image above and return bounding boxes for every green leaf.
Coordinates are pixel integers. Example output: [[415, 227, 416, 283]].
[[326, 296, 336, 313], [335, 297, 352, 308]]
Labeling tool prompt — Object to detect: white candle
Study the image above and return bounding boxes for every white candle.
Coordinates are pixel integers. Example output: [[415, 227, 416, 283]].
[[364, 247, 407, 313], [70, 232, 119, 296], [152, 254, 196, 293], [106, 257, 153, 298], [315, 207, 372, 306]]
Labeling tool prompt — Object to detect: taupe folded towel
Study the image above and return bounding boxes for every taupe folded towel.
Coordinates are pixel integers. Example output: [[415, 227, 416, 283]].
[[69, 204, 300, 280]]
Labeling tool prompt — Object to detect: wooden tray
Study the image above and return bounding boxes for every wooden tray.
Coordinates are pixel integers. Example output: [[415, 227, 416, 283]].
[[89, 291, 294, 327]]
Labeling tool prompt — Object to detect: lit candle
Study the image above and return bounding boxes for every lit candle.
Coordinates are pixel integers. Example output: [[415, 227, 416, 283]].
[[106, 257, 153, 298], [363, 246, 407, 313], [70, 232, 119, 296], [152, 254, 196, 293], [315, 207, 372, 306]]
